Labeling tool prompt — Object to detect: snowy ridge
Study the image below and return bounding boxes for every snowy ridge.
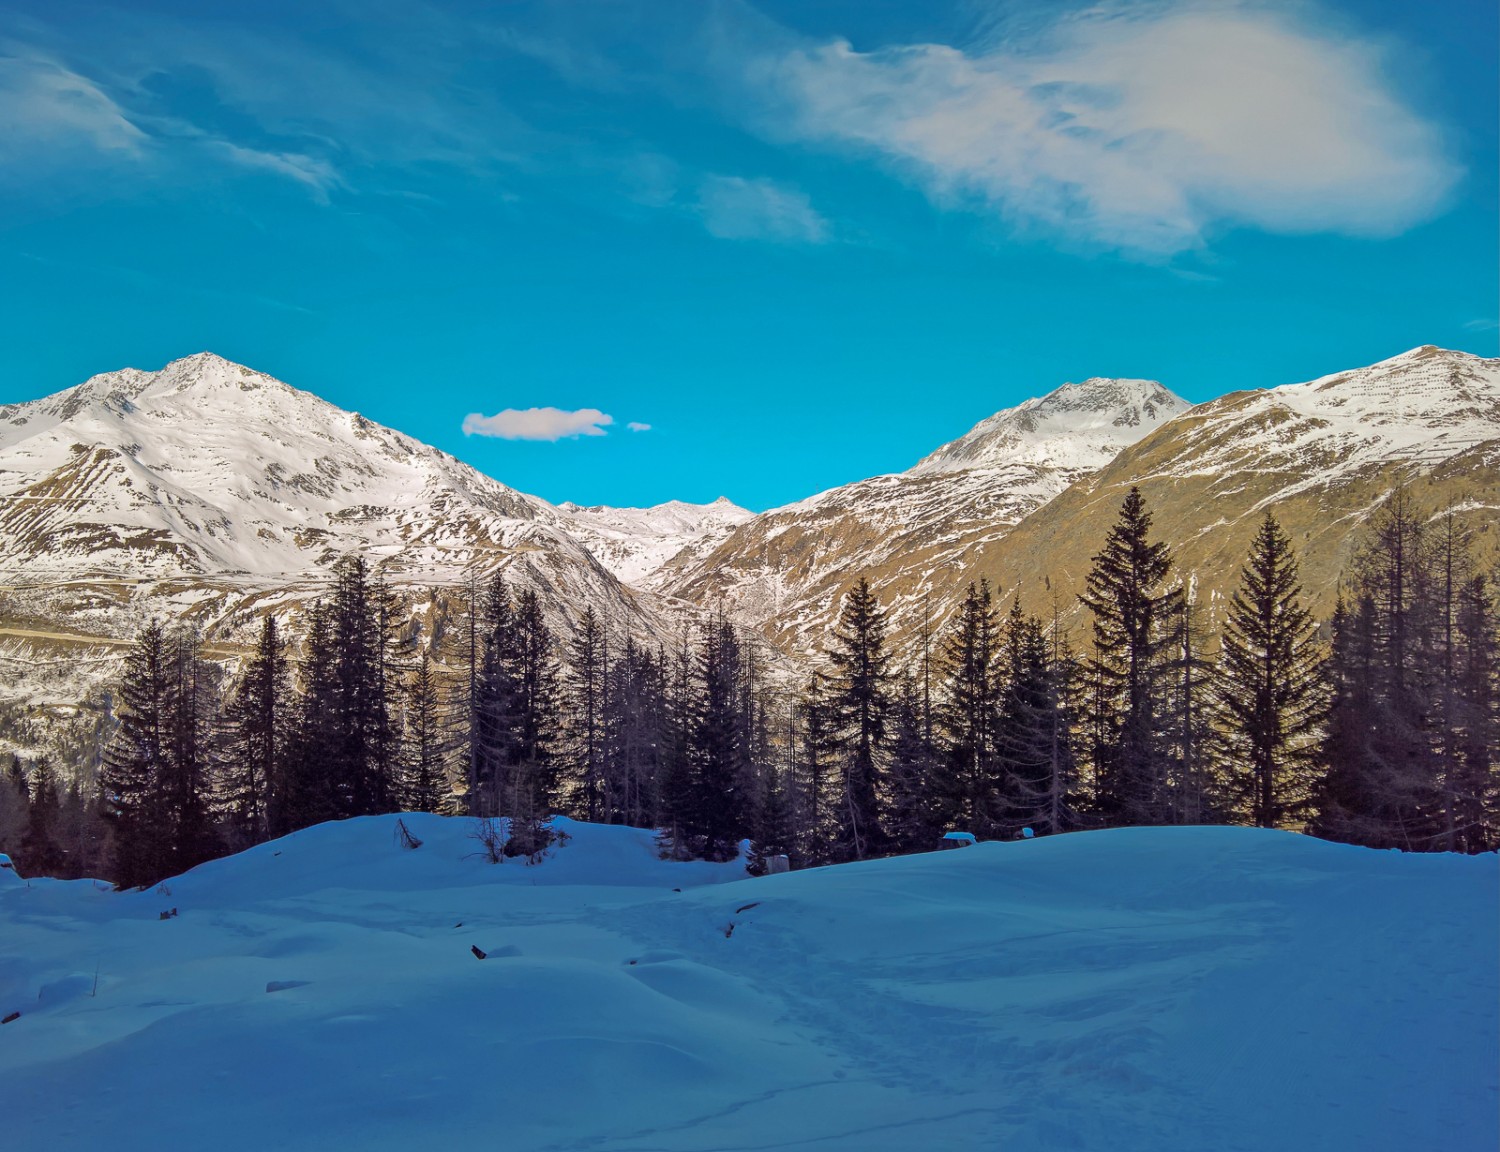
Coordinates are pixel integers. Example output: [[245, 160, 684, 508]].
[[0, 353, 684, 665], [3, 815, 1495, 1150], [556, 497, 754, 584], [654, 375, 1190, 652], [911, 376, 1187, 475]]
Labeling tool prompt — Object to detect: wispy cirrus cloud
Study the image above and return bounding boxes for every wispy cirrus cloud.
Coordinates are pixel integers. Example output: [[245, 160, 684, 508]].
[[748, 0, 1460, 254], [463, 407, 615, 441], [0, 50, 146, 169], [627, 421, 652, 432], [695, 174, 829, 244]]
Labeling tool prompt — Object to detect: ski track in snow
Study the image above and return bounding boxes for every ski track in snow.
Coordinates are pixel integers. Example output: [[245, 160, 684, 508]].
[[2, 817, 1495, 1152]]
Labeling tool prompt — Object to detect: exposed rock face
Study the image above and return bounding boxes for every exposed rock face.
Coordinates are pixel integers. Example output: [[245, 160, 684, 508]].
[[961, 346, 1500, 639], [653, 377, 1191, 658]]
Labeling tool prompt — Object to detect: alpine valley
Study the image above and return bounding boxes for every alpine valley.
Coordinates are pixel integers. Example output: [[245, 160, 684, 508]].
[[2, 346, 1498, 761]]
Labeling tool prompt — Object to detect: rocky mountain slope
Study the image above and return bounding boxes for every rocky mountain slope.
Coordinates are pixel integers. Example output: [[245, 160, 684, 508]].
[[653, 377, 1190, 657], [961, 345, 1500, 635], [557, 497, 754, 585], [0, 354, 698, 687]]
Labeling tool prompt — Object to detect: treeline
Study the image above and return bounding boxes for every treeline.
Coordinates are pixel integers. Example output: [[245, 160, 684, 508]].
[[1, 486, 1495, 887]]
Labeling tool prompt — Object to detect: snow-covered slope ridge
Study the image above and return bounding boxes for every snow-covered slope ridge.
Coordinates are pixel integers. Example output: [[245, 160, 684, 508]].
[[654, 375, 1191, 651], [4, 817, 1494, 1151], [911, 376, 1185, 475], [0, 352, 559, 580], [557, 496, 754, 584], [0, 352, 752, 589]]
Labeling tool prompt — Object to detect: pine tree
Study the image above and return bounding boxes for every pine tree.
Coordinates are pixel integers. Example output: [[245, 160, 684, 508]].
[[513, 590, 561, 795], [403, 652, 448, 812], [1312, 489, 1445, 849], [1215, 513, 1327, 828], [279, 601, 340, 834], [937, 580, 1000, 836], [101, 620, 172, 888], [0, 755, 28, 861], [687, 614, 751, 862], [21, 761, 64, 877], [564, 607, 608, 822], [885, 673, 948, 852], [1452, 574, 1498, 851], [997, 599, 1082, 837], [159, 628, 218, 877], [1079, 487, 1184, 825], [225, 615, 287, 848], [794, 673, 840, 866], [825, 578, 893, 860]]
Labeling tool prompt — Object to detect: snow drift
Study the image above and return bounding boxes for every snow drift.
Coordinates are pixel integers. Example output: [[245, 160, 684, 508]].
[[2, 817, 1495, 1151]]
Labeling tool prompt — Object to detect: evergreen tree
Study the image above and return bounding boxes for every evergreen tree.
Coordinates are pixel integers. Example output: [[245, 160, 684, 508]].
[[279, 601, 340, 834], [1452, 574, 1498, 851], [0, 754, 28, 860], [1079, 487, 1184, 825], [685, 614, 751, 861], [225, 615, 287, 847], [1312, 490, 1446, 849], [825, 578, 893, 860], [885, 673, 948, 852], [1215, 513, 1327, 828], [101, 620, 172, 887], [793, 673, 840, 866], [159, 628, 218, 877], [604, 640, 666, 827], [564, 607, 608, 822], [21, 760, 63, 877], [997, 599, 1081, 837], [507, 588, 561, 845], [403, 652, 448, 812], [937, 580, 1000, 836]]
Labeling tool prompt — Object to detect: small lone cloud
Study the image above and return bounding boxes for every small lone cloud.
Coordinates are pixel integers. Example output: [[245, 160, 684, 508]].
[[696, 175, 829, 244], [627, 421, 652, 432], [463, 407, 614, 441], [1462, 317, 1498, 333]]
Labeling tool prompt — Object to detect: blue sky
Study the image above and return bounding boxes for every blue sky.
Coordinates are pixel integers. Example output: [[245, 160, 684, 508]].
[[1, 0, 1495, 511]]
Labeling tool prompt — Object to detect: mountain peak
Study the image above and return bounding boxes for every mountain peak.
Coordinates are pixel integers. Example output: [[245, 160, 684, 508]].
[[910, 376, 1191, 477]]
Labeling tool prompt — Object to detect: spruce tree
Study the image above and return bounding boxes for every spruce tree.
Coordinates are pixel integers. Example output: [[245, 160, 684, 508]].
[[687, 614, 751, 862], [279, 601, 340, 834], [225, 615, 287, 847], [937, 580, 1000, 836], [885, 673, 948, 852], [997, 599, 1081, 837], [1215, 513, 1327, 828], [564, 607, 608, 822], [825, 578, 893, 860], [21, 761, 64, 877], [403, 652, 448, 812], [1079, 487, 1184, 825], [102, 620, 172, 888], [159, 628, 218, 877]]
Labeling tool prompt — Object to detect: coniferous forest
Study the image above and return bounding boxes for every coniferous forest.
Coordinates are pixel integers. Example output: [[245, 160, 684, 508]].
[[3, 486, 1495, 888]]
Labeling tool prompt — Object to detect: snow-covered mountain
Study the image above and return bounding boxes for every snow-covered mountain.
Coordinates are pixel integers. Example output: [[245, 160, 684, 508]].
[[653, 376, 1190, 656], [557, 497, 754, 585], [0, 353, 678, 659], [971, 345, 1500, 628]]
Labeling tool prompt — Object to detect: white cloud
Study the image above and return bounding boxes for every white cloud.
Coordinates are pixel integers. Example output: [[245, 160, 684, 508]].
[[696, 174, 829, 243], [1462, 317, 1498, 333], [627, 421, 652, 432], [207, 141, 342, 201], [462, 407, 615, 441], [0, 51, 146, 164], [754, 1, 1458, 253]]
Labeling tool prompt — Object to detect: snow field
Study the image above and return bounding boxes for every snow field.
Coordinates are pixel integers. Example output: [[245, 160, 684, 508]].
[[2, 817, 1496, 1151]]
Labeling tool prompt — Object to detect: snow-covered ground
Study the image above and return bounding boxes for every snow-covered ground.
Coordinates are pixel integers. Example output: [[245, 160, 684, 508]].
[[3, 818, 1495, 1151]]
